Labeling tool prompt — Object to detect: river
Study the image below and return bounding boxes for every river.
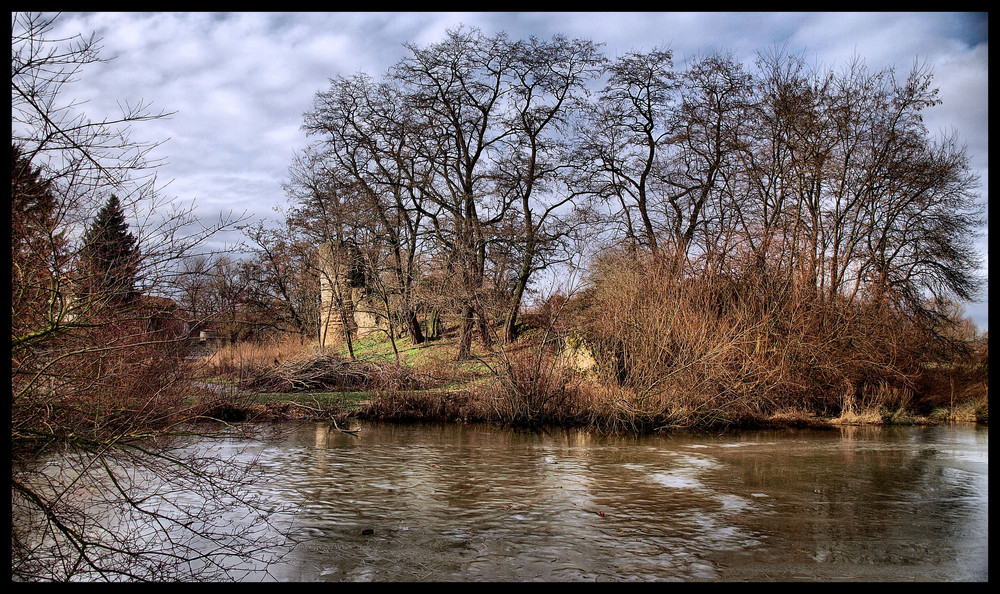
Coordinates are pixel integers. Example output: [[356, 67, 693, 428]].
[[183, 420, 988, 582]]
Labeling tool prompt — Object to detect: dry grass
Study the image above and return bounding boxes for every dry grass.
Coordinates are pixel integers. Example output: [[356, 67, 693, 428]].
[[199, 336, 313, 380], [932, 396, 988, 424], [192, 263, 986, 433], [197, 332, 488, 399], [359, 389, 486, 424], [831, 379, 918, 425], [917, 364, 988, 424], [573, 248, 938, 428]]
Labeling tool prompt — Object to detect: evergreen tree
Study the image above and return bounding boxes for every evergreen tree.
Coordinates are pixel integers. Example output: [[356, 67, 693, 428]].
[[12, 144, 59, 252], [12, 143, 68, 338], [78, 194, 141, 305]]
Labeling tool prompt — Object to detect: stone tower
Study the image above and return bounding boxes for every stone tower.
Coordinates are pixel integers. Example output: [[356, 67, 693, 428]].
[[317, 241, 385, 347], [318, 241, 355, 347]]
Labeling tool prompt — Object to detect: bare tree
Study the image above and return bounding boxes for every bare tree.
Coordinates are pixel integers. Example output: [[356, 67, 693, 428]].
[[12, 13, 281, 581], [240, 221, 319, 340], [664, 52, 756, 266], [841, 61, 983, 320], [302, 74, 429, 346], [495, 34, 604, 343], [390, 27, 519, 359], [575, 48, 677, 252], [391, 27, 608, 355], [294, 28, 606, 355], [744, 51, 984, 319]]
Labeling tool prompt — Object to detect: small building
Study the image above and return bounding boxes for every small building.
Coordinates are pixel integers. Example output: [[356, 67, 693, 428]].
[[135, 295, 187, 339]]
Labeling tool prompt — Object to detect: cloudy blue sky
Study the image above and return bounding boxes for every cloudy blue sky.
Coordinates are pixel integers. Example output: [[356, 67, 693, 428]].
[[46, 12, 989, 330]]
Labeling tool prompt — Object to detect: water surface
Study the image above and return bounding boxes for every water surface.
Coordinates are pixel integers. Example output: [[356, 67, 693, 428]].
[[229, 422, 987, 581]]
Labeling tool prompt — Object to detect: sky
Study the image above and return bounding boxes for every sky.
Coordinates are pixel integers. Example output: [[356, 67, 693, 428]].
[[44, 11, 989, 331]]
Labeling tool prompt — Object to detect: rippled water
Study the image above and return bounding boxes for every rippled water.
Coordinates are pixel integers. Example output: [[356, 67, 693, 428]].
[[200, 421, 987, 582]]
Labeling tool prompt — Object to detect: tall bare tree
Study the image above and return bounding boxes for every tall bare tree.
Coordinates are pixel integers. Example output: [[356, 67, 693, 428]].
[[390, 27, 519, 358], [302, 74, 429, 346], [664, 52, 756, 265], [495, 34, 604, 343], [390, 27, 606, 354], [297, 28, 603, 357], [575, 48, 676, 252], [12, 13, 279, 581]]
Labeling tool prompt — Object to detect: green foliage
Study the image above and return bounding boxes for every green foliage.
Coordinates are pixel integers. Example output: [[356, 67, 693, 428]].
[[11, 143, 68, 344], [77, 194, 141, 305]]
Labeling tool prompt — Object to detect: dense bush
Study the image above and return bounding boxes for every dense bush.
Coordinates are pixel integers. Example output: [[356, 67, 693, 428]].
[[577, 249, 931, 428]]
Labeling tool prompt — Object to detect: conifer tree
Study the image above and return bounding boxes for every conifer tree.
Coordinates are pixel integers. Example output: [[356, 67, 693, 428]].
[[12, 143, 60, 258], [12, 143, 68, 340], [78, 194, 141, 306]]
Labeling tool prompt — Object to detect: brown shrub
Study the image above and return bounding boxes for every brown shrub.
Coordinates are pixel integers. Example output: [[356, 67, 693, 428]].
[[483, 344, 593, 428], [359, 390, 486, 424], [578, 248, 929, 426]]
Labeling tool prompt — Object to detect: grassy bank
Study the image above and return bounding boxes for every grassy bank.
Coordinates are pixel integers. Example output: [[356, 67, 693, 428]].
[[190, 248, 988, 433], [190, 322, 986, 432]]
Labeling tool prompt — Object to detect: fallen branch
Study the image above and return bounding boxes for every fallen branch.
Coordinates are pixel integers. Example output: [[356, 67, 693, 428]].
[[328, 417, 360, 436]]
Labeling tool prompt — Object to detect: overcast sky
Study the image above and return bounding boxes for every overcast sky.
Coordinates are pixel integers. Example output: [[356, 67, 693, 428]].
[[46, 12, 989, 330]]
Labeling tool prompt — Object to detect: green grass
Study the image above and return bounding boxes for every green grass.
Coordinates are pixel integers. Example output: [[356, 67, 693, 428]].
[[337, 334, 399, 361], [330, 332, 496, 382]]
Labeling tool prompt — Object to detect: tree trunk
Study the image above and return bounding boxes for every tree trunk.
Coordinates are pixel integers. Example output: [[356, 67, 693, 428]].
[[476, 305, 493, 349], [457, 303, 474, 360], [504, 271, 530, 344], [403, 306, 424, 344]]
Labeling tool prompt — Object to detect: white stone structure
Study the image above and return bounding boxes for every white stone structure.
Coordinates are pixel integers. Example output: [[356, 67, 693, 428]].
[[317, 241, 386, 347]]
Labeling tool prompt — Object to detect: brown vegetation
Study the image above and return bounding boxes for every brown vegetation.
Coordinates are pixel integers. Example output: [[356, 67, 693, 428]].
[[224, 244, 984, 433], [204, 268, 984, 433], [10, 14, 987, 581], [577, 249, 926, 428], [183, 28, 986, 435], [12, 14, 286, 581]]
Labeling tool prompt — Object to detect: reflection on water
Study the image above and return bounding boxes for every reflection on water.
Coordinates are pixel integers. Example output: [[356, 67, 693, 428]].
[[216, 423, 987, 581]]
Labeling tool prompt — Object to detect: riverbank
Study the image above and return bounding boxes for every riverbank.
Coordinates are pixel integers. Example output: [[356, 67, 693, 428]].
[[191, 332, 987, 433]]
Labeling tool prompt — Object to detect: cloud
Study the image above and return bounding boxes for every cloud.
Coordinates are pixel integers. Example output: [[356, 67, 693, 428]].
[[38, 11, 990, 330]]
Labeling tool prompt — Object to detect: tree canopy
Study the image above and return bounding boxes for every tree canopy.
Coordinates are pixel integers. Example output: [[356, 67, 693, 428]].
[[286, 28, 983, 358], [78, 194, 141, 305]]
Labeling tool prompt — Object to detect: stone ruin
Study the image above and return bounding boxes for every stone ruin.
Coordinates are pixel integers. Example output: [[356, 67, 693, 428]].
[[317, 241, 387, 347]]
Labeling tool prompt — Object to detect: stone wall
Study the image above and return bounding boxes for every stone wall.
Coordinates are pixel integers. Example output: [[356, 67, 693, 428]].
[[317, 241, 388, 346]]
